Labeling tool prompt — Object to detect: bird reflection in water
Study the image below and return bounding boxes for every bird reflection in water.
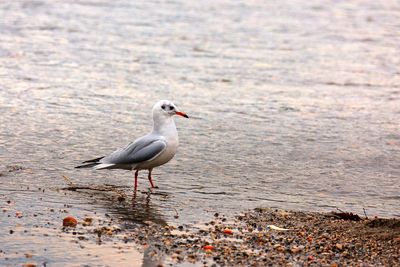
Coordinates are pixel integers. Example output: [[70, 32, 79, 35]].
[[63, 183, 169, 226]]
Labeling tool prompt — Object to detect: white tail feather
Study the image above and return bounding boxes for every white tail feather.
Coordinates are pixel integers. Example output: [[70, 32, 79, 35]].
[[93, 163, 115, 170]]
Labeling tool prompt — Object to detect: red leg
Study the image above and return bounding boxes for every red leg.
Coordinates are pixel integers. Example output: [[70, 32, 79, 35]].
[[134, 170, 139, 190], [148, 169, 155, 188]]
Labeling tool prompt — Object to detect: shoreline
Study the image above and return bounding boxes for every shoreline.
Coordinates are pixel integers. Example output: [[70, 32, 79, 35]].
[[131, 207, 400, 266], [3, 184, 399, 266]]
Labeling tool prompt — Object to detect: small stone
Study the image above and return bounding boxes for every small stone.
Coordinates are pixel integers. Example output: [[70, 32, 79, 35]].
[[335, 243, 344, 250], [202, 245, 215, 251], [291, 245, 304, 254], [321, 232, 330, 239], [297, 231, 306, 237], [82, 217, 93, 226], [223, 229, 233, 235], [63, 216, 78, 227]]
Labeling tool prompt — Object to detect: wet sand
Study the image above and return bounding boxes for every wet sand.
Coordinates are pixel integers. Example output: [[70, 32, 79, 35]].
[[134, 208, 400, 266], [3, 179, 400, 267], [2, 171, 399, 266]]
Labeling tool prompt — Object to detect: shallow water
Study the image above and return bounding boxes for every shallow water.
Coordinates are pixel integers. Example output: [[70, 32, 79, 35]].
[[1, 0, 399, 265]]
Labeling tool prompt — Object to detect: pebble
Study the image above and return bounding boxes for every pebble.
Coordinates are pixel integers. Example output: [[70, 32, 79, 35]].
[[63, 216, 78, 227], [290, 245, 304, 254], [335, 243, 344, 250], [134, 208, 399, 266]]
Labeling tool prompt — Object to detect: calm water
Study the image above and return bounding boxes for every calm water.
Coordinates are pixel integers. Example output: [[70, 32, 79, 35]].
[[1, 0, 399, 265]]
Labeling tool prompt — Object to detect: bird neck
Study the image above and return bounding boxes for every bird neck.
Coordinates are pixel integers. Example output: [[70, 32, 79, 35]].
[[152, 116, 177, 136]]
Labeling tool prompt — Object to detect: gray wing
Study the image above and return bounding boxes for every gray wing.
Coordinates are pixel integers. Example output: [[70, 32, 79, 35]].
[[101, 135, 167, 165]]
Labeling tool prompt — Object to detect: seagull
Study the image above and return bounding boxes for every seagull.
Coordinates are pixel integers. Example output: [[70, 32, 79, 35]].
[[75, 100, 189, 190]]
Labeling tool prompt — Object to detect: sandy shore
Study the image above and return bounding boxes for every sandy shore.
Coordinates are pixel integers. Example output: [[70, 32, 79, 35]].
[[130, 208, 400, 266], [4, 191, 399, 267], [51, 181, 399, 266], [4, 180, 398, 266]]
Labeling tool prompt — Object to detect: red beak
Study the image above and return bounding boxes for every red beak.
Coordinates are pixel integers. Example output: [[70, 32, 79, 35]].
[[175, 111, 189, 118]]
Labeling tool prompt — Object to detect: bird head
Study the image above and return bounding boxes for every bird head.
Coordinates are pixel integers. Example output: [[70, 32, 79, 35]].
[[153, 100, 189, 120]]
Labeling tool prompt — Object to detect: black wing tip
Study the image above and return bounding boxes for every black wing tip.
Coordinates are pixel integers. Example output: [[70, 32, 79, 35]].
[[75, 162, 99, 169], [81, 156, 104, 164], [76, 156, 104, 169]]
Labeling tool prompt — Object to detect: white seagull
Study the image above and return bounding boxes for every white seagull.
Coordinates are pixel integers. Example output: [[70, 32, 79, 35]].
[[75, 100, 189, 190]]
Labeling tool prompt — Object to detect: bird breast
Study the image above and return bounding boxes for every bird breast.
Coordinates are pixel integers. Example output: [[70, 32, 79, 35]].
[[137, 134, 178, 170]]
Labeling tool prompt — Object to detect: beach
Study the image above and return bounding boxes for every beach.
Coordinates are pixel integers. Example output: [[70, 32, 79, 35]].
[[3, 183, 399, 266]]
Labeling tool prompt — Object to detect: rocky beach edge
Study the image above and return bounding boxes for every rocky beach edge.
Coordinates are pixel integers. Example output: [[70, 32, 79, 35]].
[[134, 207, 400, 266]]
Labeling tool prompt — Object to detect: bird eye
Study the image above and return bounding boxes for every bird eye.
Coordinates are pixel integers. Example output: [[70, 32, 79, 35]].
[[161, 104, 166, 110]]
